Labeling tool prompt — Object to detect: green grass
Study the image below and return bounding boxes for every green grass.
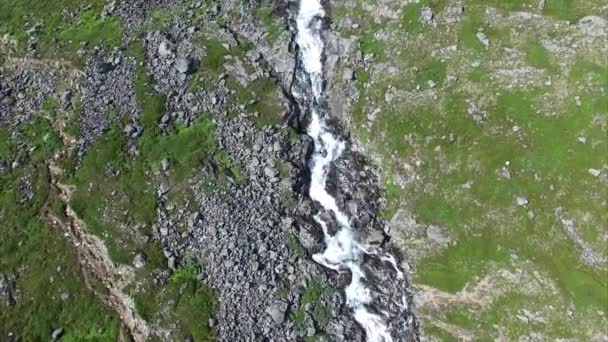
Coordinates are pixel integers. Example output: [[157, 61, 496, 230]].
[[432, 284, 607, 339], [416, 59, 447, 89], [288, 233, 306, 258], [423, 320, 458, 341], [401, 3, 425, 34], [21, 116, 63, 163], [255, 0, 283, 42], [524, 40, 559, 72], [227, 76, 285, 128], [134, 260, 216, 341], [202, 39, 229, 71], [478, 0, 534, 11], [188, 39, 229, 92], [291, 278, 333, 329], [541, 0, 603, 22], [70, 125, 157, 263], [401, 0, 450, 34], [143, 116, 217, 180], [70, 56, 219, 263], [0, 122, 117, 340], [68, 53, 219, 336], [360, 32, 386, 60], [0, 0, 122, 64], [59, 11, 122, 55], [358, 15, 607, 312], [327, 0, 607, 338], [388, 89, 608, 311], [212, 150, 245, 184], [416, 237, 510, 293], [457, 7, 506, 52]]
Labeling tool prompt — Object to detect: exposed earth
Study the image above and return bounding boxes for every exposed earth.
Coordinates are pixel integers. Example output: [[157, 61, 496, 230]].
[[0, 0, 606, 341]]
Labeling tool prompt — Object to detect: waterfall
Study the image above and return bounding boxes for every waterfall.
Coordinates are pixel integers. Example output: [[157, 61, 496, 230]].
[[294, 1, 408, 341]]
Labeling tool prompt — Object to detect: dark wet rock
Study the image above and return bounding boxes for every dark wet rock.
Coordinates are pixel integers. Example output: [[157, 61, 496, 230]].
[[95, 62, 115, 74], [0, 273, 16, 306], [60, 90, 73, 109]]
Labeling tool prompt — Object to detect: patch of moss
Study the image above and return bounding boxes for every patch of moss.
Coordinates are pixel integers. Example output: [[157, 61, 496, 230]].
[[288, 233, 306, 258], [291, 278, 333, 330], [524, 40, 558, 72], [254, 0, 283, 43]]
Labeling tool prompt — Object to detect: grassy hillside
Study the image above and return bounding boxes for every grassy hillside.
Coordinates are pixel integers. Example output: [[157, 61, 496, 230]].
[[331, 0, 607, 339]]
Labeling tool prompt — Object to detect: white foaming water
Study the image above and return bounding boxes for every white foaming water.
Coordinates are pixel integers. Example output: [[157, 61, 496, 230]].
[[295, 1, 398, 341]]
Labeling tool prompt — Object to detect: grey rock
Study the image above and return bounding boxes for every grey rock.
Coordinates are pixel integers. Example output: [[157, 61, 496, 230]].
[[420, 7, 434, 25], [124, 124, 134, 134], [476, 32, 490, 48], [188, 212, 201, 228], [96, 62, 115, 74], [133, 252, 147, 269], [298, 226, 322, 251], [161, 158, 170, 172], [161, 114, 170, 124], [265, 301, 288, 324], [176, 58, 199, 74], [516, 196, 529, 206], [264, 166, 278, 178], [426, 225, 450, 244], [60, 90, 73, 109], [158, 40, 174, 57], [363, 229, 384, 246], [588, 168, 601, 177], [168, 256, 177, 270]]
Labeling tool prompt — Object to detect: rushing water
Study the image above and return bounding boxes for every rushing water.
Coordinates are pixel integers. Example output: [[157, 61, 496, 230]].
[[295, 1, 404, 341]]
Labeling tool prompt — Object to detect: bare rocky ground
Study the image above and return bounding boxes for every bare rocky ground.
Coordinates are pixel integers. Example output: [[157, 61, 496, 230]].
[[1, 0, 416, 341]]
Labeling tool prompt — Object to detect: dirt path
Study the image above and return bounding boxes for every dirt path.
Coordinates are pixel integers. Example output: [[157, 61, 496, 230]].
[[42, 155, 149, 342]]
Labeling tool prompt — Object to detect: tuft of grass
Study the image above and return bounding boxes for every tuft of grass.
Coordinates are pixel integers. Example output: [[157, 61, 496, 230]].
[[58, 11, 122, 58], [134, 260, 216, 341], [144, 116, 217, 181], [201, 39, 229, 72], [227, 76, 284, 128], [415, 59, 447, 89], [524, 40, 558, 72], [360, 32, 386, 60], [291, 278, 333, 330], [254, 0, 283, 43], [288, 233, 306, 257]]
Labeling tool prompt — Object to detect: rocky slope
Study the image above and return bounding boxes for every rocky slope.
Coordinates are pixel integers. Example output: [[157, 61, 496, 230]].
[[1, 0, 417, 341], [1, 0, 606, 341]]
